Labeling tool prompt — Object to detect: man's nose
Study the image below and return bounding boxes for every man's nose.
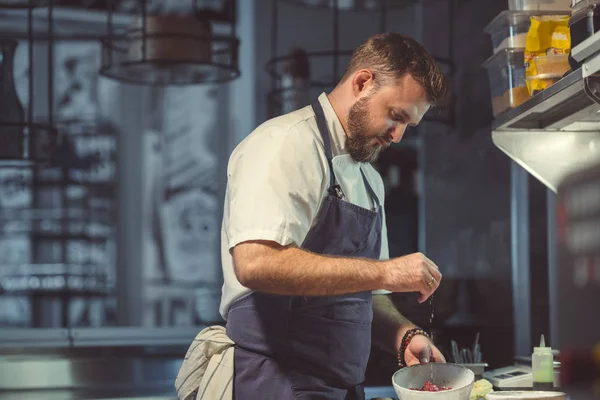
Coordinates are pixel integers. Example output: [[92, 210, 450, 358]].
[[390, 124, 407, 143]]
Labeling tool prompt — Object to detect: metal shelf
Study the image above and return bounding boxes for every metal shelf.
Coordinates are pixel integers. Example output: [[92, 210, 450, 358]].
[[0, 327, 70, 347], [0, 326, 206, 348], [491, 67, 600, 191], [491, 69, 597, 131]]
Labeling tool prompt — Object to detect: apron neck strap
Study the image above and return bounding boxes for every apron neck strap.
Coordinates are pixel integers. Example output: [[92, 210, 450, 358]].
[[311, 98, 381, 209], [311, 100, 337, 195]]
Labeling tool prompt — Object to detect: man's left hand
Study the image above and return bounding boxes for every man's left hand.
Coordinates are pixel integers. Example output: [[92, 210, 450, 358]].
[[404, 334, 446, 366]]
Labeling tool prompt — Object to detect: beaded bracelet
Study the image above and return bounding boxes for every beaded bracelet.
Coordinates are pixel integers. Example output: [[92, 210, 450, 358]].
[[397, 327, 431, 368]]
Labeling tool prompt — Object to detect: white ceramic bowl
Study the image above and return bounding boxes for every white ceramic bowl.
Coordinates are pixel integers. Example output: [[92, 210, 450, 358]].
[[392, 363, 475, 400]]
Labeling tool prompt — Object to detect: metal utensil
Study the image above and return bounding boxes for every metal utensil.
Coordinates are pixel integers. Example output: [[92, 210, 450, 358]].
[[465, 348, 473, 364], [472, 332, 480, 360], [474, 344, 482, 363], [461, 349, 468, 364], [451, 340, 461, 363]]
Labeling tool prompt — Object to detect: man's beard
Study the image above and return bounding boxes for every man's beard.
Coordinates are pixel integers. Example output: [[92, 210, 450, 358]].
[[346, 96, 389, 163]]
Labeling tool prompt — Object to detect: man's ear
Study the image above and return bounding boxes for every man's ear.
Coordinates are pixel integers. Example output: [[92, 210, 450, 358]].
[[351, 69, 374, 96]]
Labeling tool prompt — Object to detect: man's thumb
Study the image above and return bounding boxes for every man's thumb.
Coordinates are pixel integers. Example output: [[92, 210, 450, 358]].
[[418, 345, 431, 364]]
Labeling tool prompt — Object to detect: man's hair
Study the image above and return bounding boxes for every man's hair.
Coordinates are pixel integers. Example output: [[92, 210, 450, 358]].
[[340, 33, 449, 106]]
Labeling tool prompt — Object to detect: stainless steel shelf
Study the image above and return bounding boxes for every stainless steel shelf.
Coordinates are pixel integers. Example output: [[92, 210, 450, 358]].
[[69, 326, 204, 347], [0, 328, 70, 348], [491, 69, 600, 132], [490, 68, 600, 191], [0, 327, 208, 399], [493, 30, 600, 132], [0, 326, 206, 348]]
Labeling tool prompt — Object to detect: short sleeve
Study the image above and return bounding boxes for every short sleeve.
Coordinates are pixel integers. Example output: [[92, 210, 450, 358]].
[[225, 123, 326, 251]]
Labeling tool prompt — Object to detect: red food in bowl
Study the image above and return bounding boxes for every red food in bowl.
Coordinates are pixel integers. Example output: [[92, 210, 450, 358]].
[[411, 381, 452, 392]]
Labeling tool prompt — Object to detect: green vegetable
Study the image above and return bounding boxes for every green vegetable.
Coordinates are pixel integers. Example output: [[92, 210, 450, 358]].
[[469, 379, 493, 400]]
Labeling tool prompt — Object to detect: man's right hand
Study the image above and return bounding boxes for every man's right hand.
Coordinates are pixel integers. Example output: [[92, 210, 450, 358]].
[[381, 253, 442, 303]]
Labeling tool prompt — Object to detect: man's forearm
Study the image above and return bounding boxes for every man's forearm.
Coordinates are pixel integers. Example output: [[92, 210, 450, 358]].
[[371, 293, 416, 354], [233, 241, 385, 296]]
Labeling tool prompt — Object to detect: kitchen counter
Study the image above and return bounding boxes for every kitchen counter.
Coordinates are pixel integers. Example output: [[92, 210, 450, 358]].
[[0, 386, 399, 400]]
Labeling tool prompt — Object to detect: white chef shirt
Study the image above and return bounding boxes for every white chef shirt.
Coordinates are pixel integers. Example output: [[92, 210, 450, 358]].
[[219, 92, 391, 320]]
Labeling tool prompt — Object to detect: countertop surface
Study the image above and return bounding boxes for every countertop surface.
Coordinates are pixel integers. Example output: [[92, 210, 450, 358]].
[[0, 386, 400, 400]]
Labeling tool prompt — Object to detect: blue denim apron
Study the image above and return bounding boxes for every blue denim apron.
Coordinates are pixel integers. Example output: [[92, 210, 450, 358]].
[[226, 100, 384, 400]]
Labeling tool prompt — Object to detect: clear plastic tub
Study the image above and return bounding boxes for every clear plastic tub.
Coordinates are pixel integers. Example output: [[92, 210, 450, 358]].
[[509, 0, 572, 10], [526, 75, 562, 95], [484, 10, 571, 53], [483, 48, 531, 117], [531, 54, 570, 77]]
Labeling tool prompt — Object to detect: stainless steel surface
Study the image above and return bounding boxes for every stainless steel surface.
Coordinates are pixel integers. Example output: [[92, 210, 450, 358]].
[[0, 328, 71, 348], [0, 326, 203, 348], [511, 162, 532, 357], [70, 327, 201, 347], [0, 355, 181, 390], [492, 129, 600, 192], [0, 350, 182, 400], [583, 49, 600, 78], [572, 20, 600, 65], [0, 326, 213, 399], [491, 70, 600, 192], [0, 326, 205, 398], [457, 363, 489, 376], [492, 34, 600, 193]]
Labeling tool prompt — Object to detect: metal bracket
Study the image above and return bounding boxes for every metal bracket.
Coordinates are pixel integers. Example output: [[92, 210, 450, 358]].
[[582, 54, 600, 78]]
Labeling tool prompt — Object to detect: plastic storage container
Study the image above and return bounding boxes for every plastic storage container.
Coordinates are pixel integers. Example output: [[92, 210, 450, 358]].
[[485, 11, 533, 53], [532, 335, 555, 390], [531, 53, 570, 77], [509, 0, 572, 10], [525, 54, 569, 95], [484, 10, 570, 53], [483, 48, 531, 117]]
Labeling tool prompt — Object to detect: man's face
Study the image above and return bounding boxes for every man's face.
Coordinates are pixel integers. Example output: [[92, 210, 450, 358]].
[[346, 74, 431, 163]]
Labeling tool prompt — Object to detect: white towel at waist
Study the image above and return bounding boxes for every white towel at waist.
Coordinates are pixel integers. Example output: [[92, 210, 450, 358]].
[[175, 325, 235, 400]]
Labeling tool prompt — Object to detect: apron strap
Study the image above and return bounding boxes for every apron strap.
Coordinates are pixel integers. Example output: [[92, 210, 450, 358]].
[[312, 97, 381, 208], [311, 100, 337, 196]]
